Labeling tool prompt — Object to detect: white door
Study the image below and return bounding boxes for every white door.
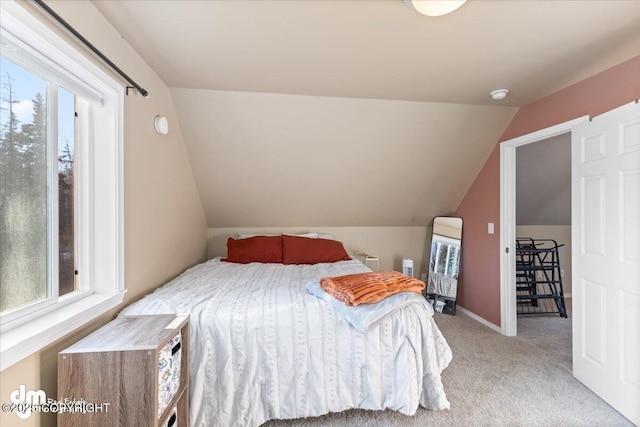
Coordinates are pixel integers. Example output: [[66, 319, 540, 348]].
[[572, 101, 640, 424]]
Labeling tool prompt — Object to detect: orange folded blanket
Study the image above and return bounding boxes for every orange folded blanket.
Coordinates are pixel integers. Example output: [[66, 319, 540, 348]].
[[320, 270, 425, 306]]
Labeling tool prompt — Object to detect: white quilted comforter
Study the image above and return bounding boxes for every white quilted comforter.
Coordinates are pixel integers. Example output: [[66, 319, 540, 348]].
[[120, 258, 452, 426]]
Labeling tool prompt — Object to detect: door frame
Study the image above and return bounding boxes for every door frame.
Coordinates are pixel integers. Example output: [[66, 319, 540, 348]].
[[499, 116, 589, 336]]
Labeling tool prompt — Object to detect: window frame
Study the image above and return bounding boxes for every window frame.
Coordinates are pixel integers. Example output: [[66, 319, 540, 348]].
[[0, 0, 125, 371], [0, 69, 87, 326]]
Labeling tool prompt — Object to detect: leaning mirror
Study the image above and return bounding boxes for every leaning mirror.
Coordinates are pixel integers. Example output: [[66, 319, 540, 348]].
[[426, 216, 463, 315]]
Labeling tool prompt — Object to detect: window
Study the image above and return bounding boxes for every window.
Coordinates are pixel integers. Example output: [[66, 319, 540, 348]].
[[1, 59, 78, 314], [0, 1, 125, 371]]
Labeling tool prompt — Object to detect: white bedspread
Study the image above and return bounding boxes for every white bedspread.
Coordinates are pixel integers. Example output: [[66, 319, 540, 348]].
[[305, 280, 434, 333], [120, 258, 452, 426]]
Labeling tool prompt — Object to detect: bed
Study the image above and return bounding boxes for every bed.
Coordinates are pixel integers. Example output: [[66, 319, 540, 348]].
[[120, 236, 452, 426]]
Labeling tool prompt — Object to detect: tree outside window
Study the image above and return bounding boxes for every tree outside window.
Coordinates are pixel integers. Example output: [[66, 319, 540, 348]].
[[0, 57, 76, 314]]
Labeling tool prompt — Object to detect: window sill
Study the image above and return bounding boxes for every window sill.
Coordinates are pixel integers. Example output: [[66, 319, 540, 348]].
[[0, 291, 126, 371]]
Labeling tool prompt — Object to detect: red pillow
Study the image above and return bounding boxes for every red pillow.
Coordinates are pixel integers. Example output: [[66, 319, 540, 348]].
[[282, 235, 351, 265], [225, 236, 283, 264]]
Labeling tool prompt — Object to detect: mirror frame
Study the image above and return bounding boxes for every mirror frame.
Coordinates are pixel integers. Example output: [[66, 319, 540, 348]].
[[426, 216, 463, 315]]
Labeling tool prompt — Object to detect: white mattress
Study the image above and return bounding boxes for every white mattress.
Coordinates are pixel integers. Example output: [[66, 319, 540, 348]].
[[120, 258, 452, 426]]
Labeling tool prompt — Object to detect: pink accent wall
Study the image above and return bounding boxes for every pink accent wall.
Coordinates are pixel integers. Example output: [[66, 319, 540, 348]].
[[455, 55, 640, 327]]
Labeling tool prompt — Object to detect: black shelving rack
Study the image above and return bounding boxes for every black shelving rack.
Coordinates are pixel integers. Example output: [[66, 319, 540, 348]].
[[515, 238, 567, 317]]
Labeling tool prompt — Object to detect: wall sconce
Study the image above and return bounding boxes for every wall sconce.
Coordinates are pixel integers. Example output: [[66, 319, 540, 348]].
[[154, 115, 169, 135]]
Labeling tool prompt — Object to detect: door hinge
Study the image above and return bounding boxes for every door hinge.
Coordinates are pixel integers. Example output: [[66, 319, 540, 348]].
[[506, 247, 509, 254]]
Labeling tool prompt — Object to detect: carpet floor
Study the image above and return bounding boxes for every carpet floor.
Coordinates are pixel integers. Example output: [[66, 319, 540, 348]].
[[265, 304, 633, 426]]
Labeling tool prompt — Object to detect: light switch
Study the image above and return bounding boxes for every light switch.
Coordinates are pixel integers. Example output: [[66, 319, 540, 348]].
[[488, 223, 494, 234]]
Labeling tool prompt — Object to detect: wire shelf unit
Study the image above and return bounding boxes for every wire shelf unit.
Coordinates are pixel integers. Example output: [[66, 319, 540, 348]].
[[515, 238, 567, 318]]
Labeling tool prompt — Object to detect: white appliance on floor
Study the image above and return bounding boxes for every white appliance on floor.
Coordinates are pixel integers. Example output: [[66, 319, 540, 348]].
[[402, 258, 414, 277]]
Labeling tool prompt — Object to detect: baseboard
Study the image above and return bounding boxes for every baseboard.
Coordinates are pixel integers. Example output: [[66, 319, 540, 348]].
[[456, 306, 502, 334]]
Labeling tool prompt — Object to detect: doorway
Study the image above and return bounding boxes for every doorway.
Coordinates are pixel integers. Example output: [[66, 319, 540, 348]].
[[499, 116, 588, 337], [500, 103, 640, 423], [515, 133, 571, 319]]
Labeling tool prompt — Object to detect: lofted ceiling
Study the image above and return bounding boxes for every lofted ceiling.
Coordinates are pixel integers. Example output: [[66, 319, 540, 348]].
[[170, 89, 516, 227], [88, 0, 640, 228], [92, 0, 640, 106]]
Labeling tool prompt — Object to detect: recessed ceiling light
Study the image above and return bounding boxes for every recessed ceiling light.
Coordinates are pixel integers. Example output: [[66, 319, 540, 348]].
[[490, 89, 509, 100]]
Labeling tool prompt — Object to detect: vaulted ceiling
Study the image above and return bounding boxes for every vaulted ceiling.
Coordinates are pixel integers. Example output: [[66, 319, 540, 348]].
[[92, 0, 640, 106], [91, 0, 640, 227]]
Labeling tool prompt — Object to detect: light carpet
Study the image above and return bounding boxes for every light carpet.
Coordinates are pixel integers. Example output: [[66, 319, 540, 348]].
[[264, 305, 633, 426]]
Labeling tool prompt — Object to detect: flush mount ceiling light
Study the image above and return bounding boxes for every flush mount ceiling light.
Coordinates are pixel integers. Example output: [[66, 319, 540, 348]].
[[404, 0, 467, 17], [490, 89, 509, 100]]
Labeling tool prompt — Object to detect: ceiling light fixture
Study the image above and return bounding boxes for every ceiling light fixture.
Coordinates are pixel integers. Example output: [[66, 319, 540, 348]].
[[490, 89, 509, 100], [404, 0, 467, 17]]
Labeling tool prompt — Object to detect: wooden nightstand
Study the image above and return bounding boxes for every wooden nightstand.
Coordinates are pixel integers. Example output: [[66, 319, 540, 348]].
[[58, 314, 189, 427]]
